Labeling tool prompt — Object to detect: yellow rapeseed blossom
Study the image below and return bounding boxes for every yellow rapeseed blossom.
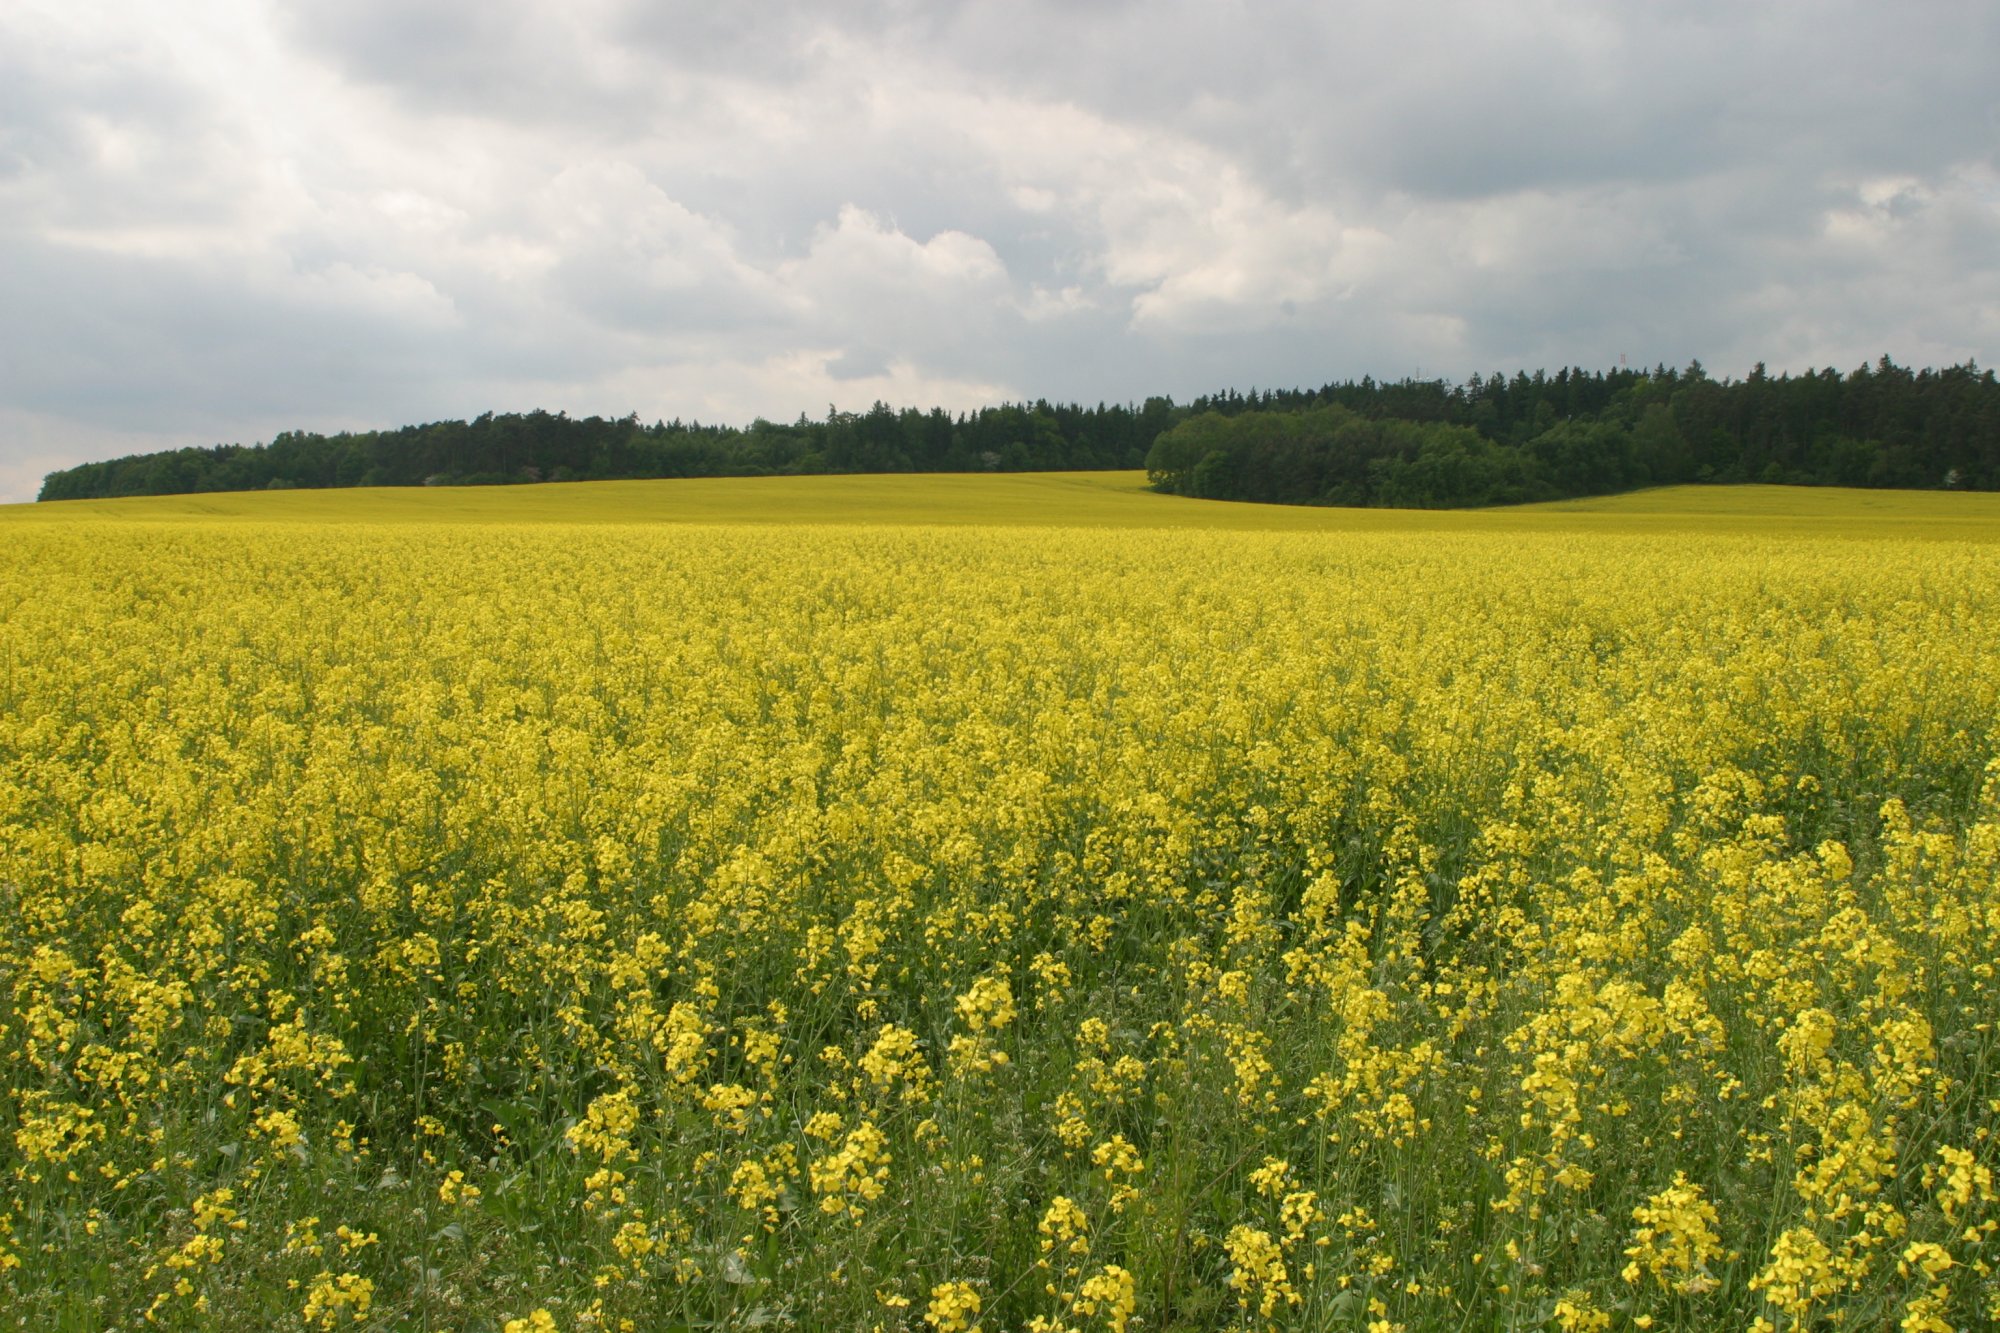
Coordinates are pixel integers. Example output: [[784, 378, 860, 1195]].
[[502, 1312, 558, 1333], [1225, 1224, 1298, 1317], [924, 1280, 982, 1331], [1621, 1173, 1723, 1293], [4, 478, 1999, 1328], [301, 1272, 373, 1329], [808, 1121, 892, 1219], [1074, 1264, 1136, 1332]]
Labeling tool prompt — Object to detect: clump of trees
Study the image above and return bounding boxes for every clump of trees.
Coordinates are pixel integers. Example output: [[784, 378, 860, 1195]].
[[39, 357, 2000, 506], [1147, 358, 2000, 507], [1143, 406, 1541, 507]]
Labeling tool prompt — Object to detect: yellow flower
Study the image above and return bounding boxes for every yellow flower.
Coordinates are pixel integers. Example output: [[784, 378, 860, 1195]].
[[1075, 1264, 1136, 1332], [924, 1280, 982, 1331], [1621, 1173, 1722, 1293], [502, 1312, 559, 1333]]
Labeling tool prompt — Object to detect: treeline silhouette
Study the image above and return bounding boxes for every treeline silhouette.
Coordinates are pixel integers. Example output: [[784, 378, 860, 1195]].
[[1150, 358, 2000, 507], [37, 401, 1175, 501], [37, 358, 2000, 506]]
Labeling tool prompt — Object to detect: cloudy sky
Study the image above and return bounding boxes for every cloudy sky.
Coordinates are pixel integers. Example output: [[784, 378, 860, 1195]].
[[4, 0, 1997, 501]]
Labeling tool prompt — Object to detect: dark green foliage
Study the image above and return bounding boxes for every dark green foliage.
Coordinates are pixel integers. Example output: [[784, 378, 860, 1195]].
[[1146, 358, 2000, 508], [36, 401, 1156, 501], [37, 358, 2000, 504]]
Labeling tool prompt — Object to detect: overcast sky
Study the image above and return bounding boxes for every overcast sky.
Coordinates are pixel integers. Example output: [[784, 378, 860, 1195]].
[[4, 0, 1997, 501]]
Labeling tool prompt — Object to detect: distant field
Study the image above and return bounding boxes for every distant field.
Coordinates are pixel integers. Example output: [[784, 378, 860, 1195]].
[[11, 472, 2000, 539], [4, 476, 1997, 1330]]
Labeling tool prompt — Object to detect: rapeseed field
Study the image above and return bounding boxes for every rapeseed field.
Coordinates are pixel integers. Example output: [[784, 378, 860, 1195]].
[[2, 476, 1997, 1330]]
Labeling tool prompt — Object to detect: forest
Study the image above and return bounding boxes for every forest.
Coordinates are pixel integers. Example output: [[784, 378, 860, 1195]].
[[36, 357, 2000, 506], [1148, 357, 2000, 506]]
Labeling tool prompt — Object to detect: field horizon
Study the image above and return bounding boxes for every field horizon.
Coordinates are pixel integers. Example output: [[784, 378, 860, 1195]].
[[9, 471, 2000, 542]]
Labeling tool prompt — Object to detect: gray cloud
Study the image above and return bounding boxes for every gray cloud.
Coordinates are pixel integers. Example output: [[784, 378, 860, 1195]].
[[2, 0, 1995, 501]]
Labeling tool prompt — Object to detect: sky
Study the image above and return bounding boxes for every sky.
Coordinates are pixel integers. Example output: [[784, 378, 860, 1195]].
[[4, 1, 1997, 501]]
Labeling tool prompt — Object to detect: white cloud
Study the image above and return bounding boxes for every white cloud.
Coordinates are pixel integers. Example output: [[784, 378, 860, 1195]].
[[1, 0, 1996, 501], [588, 349, 1016, 427], [787, 206, 1009, 304]]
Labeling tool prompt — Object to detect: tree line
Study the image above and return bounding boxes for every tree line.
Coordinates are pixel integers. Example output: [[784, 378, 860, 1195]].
[[36, 400, 1175, 501], [37, 357, 2000, 505], [1148, 358, 2000, 507]]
